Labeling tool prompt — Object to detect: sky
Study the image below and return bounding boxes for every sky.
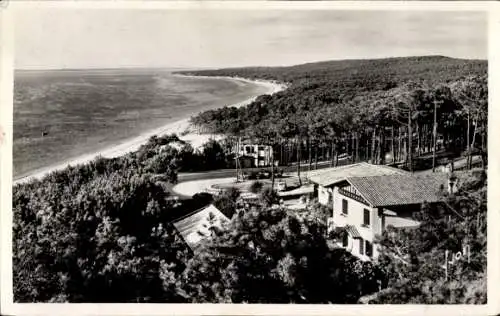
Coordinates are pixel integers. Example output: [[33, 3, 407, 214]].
[[15, 9, 487, 70]]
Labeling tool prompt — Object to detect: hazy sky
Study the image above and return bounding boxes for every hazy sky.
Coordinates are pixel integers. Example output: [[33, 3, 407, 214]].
[[15, 9, 487, 70]]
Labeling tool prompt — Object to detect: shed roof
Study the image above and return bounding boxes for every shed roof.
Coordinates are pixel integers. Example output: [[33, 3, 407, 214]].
[[346, 173, 449, 207], [308, 162, 408, 187], [344, 225, 361, 238], [172, 204, 229, 249], [277, 184, 315, 197], [385, 215, 421, 229]]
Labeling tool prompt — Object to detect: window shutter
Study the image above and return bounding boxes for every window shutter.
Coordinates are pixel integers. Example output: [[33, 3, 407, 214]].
[[365, 240, 373, 257], [363, 209, 370, 226], [359, 239, 364, 255], [342, 199, 348, 214], [342, 233, 349, 247]]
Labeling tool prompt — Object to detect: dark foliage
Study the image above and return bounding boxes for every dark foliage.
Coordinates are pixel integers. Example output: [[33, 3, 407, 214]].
[[368, 171, 487, 304], [183, 56, 487, 171], [173, 207, 383, 303], [249, 181, 264, 194], [213, 187, 241, 219], [13, 57, 488, 303], [13, 135, 198, 302], [13, 168, 191, 302], [260, 188, 280, 207]]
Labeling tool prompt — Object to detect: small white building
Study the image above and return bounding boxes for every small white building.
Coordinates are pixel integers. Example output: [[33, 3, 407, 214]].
[[236, 144, 274, 167]]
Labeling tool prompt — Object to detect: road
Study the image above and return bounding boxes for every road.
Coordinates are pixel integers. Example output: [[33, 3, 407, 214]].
[[178, 158, 352, 182], [177, 154, 460, 183]]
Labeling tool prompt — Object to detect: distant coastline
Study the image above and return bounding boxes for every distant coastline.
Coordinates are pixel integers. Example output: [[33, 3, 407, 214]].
[[14, 75, 286, 185]]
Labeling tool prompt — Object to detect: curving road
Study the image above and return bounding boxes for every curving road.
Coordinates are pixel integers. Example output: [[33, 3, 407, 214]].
[[173, 159, 349, 197], [177, 158, 352, 183]]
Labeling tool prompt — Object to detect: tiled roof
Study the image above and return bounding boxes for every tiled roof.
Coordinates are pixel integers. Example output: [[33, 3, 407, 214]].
[[346, 173, 449, 207], [172, 204, 229, 249], [308, 162, 409, 187]]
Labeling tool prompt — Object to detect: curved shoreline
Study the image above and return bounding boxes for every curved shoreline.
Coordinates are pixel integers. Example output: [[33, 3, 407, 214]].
[[14, 75, 287, 185]]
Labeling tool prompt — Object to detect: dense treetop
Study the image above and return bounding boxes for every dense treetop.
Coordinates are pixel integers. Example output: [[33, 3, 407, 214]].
[[180, 56, 485, 89], [13, 134, 383, 303], [183, 56, 487, 172], [364, 169, 487, 304], [13, 133, 487, 304]]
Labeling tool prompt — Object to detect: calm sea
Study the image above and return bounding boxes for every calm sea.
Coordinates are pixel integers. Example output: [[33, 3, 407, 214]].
[[14, 69, 267, 178]]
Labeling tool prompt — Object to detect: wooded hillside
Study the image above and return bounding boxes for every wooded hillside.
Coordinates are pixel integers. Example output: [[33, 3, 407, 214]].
[[182, 56, 487, 172]]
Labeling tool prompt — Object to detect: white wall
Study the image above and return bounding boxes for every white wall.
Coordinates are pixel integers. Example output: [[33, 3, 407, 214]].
[[332, 186, 381, 260], [329, 185, 426, 261], [334, 235, 370, 262], [318, 185, 331, 205], [238, 144, 273, 166]]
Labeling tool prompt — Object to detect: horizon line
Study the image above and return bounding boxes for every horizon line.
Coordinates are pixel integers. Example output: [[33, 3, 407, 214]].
[[14, 55, 487, 72]]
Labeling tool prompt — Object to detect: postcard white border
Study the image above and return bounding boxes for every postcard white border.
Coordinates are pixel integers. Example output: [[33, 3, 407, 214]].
[[0, 4, 14, 315], [1, 1, 498, 316]]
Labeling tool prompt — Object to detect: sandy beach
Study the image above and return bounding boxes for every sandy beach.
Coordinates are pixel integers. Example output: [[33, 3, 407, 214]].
[[14, 76, 286, 185]]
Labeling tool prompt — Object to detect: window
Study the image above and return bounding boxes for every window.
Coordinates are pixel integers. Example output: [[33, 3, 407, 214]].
[[342, 233, 349, 247], [342, 199, 348, 215], [258, 146, 265, 151], [363, 209, 370, 226], [359, 239, 364, 255], [365, 241, 373, 257]]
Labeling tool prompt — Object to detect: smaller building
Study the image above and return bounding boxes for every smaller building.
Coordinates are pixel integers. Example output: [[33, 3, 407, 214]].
[[236, 144, 274, 167], [172, 204, 229, 250]]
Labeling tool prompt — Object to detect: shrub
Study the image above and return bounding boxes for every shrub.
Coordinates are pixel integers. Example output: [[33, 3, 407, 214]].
[[191, 192, 214, 207], [260, 188, 279, 207], [249, 181, 264, 193], [213, 187, 241, 219]]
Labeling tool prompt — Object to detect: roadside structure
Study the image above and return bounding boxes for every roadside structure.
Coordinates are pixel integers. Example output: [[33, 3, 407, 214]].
[[236, 144, 274, 167]]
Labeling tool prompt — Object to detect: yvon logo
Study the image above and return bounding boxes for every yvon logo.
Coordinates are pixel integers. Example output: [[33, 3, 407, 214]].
[[442, 244, 471, 280]]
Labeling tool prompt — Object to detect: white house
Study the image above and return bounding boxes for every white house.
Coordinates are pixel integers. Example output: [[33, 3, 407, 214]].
[[309, 163, 453, 261], [331, 173, 451, 260], [236, 144, 274, 167]]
